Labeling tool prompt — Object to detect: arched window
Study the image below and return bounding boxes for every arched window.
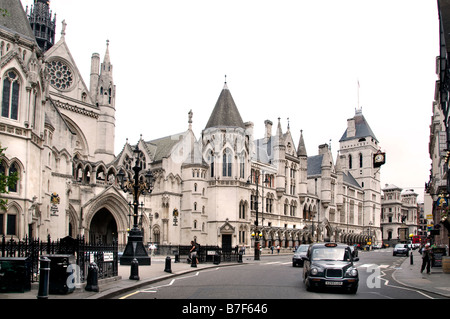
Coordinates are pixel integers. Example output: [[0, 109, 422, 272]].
[[8, 163, 18, 193], [359, 153, 363, 168], [239, 153, 245, 178], [223, 149, 232, 177], [239, 201, 246, 219], [209, 150, 214, 178], [1, 71, 20, 120], [348, 154, 353, 169]]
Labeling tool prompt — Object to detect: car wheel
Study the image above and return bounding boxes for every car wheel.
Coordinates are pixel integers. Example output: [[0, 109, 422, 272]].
[[347, 286, 358, 294], [304, 275, 313, 292]]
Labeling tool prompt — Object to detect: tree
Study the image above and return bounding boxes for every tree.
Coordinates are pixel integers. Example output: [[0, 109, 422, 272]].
[[0, 145, 18, 211]]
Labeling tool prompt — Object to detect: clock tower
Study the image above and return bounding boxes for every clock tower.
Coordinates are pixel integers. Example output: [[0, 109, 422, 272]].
[[339, 108, 383, 243]]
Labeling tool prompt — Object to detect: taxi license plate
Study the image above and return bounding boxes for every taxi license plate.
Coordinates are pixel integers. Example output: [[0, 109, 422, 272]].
[[325, 281, 343, 286]]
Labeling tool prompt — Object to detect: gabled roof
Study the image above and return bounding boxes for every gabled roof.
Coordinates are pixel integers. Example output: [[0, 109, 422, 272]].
[[307, 155, 323, 176], [339, 110, 378, 143], [0, 0, 36, 42], [252, 138, 273, 164], [343, 172, 362, 189], [205, 83, 245, 130], [145, 133, 186, 163]]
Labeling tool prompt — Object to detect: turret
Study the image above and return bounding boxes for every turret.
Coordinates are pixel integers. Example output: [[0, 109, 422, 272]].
[[27, 0, 56, 52], [90, 53, 100, 101], [94, 41, 116, 163], [297, 130, 308, 202], [273, 118, 286, 197]]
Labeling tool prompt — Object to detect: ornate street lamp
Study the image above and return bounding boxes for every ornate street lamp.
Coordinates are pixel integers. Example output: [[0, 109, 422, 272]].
[[117, 145, 155, 266], [247, 170, 269, 261]]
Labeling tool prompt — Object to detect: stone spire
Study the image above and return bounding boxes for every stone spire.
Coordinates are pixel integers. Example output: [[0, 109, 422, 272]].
[[205, 81, 245, 130]]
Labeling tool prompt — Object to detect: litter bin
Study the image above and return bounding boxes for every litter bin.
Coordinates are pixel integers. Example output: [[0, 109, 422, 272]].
[[213, 251, 221, 265], [0, 257, 31, 293], [43, 254, 76, 294]]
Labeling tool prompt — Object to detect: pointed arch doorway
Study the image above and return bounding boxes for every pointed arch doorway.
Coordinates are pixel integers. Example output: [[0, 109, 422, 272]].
[[89, 208, 118, 244]]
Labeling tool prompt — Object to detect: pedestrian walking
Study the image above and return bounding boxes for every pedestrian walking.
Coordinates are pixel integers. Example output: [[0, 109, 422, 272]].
[[420, 243, 433, 274], [189, 240, 199, 264], [277, 245, 280, 254]]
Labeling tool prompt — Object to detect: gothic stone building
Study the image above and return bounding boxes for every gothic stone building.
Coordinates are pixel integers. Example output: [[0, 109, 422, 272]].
[[0, 0, 383, 250]]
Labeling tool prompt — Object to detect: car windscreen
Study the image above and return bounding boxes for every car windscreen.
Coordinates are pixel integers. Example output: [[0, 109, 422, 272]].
[[296, 246, 308, 252], [311, 247, 350, 261]]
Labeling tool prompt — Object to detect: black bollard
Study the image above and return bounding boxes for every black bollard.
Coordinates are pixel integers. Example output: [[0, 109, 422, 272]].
[[191, 253, 197, 268], [174, 251, 179, 263], [410, 252, 413, 265], [164, 256, 172, 273], [129, 258, 140, 280], [238, 251, 243, 263], [37, 257, 51, 299], [85, 262, 99, 292]]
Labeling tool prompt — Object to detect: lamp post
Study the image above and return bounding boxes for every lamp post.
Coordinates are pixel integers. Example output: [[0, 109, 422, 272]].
[[247, 170, 269, 261], [117, 145, 155, 266]]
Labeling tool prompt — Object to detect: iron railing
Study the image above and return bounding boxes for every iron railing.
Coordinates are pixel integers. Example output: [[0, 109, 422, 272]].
[[1, 235, 118, 283]]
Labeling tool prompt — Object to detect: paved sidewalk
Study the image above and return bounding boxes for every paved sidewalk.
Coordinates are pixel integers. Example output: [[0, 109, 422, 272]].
[[392, 252, 450, 298]]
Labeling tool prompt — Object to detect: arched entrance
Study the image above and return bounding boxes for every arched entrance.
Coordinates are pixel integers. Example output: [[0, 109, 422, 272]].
[[89, 208, 118, 244]]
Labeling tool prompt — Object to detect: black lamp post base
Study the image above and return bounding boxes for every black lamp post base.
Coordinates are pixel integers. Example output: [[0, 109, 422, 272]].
[[120, 232, 151, 266]]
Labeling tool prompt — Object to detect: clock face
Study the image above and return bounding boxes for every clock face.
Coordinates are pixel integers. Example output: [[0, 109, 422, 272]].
[[48, 59, 74, 90], [375, 154, 384, 162]]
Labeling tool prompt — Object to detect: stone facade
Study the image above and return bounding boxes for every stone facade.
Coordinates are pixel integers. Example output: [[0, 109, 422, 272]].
[[0, 1, 384, 250]]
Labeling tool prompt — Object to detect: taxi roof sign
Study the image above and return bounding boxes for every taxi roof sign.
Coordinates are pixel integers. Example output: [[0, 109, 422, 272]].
[[324, 243, 337, 247]]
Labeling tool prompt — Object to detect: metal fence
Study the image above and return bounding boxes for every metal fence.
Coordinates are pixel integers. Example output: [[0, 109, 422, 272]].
[[0, 235, 118, 283], [154, 244, 240, 263]]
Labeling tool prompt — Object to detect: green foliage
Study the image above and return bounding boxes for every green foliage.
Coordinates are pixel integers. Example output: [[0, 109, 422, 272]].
[[0, 9, 9, 17], [0, 145, 19, 211]]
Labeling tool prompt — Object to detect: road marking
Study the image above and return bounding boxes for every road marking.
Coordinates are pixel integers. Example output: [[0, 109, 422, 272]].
[[119, 269, 227, 299], [358, 263, 390, 269]]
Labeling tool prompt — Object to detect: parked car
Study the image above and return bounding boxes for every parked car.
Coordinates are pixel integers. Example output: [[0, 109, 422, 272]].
[[393, 244, 409, 256], [292, 244, 309, 267], [303, 243, 359, 294]]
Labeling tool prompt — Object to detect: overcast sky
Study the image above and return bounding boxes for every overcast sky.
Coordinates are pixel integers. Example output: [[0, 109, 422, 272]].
[[22, 0, 440, 201]]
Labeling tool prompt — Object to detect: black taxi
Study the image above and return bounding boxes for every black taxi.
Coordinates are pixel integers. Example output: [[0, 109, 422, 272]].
[[303, 243, 359, 294]]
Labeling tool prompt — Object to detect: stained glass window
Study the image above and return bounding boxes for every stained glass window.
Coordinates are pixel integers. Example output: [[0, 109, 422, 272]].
[[1, 71, 19, 120]]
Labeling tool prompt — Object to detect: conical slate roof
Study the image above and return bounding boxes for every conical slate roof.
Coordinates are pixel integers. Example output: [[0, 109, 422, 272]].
[[205, 83, 245, 129], [297, 130, 307, 157]]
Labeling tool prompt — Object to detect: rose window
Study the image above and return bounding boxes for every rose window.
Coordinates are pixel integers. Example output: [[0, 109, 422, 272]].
[[48, 60, 74, 90]]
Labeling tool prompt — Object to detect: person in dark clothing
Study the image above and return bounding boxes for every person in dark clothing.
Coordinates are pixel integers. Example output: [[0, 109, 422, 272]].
[[420, 243, 433, 274]]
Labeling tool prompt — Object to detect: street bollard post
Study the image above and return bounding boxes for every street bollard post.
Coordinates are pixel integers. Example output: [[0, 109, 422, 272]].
[[238, 251, 243, 263], [410, 251, 413, 265], [191, 253, 197, 268], [37, 256, 51, 299], [129, 258, 140, 280], [85, 262, 99, 292], [174, 251, 179, 263], [164, 256, 172, 273]]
